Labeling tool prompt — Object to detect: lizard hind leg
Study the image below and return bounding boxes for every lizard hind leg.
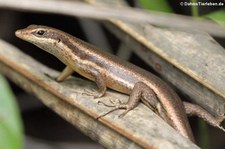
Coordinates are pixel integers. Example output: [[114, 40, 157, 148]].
[[184, 101, 225, 132], [141, 84, 174, 126], [97, 82, 161, 119]]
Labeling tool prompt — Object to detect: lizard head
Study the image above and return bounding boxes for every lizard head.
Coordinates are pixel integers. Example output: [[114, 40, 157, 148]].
[[15, 25, 67, 54], [15, 25, 87, 66], [16, 25, 50, 45]]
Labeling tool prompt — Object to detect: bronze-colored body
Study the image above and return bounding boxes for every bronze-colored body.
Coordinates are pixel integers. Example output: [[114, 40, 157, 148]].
[[15, 25, 208, 142]]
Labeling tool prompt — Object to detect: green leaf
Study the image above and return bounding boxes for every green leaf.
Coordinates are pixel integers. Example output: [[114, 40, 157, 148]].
[[0, 74, 23, 149], [191, 0, 199, 17], [139, 0, 173, 13], [198, 119, 209, 149], [204, 9, 225, 26]]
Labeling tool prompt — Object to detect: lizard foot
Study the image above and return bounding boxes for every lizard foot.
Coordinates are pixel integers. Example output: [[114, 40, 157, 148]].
[[44, 73, 57, 81], [97, 100, 132, 119], [215, 115, 225, 132], [82, 88, 104, 98]]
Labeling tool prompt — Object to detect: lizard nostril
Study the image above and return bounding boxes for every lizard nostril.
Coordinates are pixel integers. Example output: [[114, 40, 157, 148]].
[[15, 30, 22, 37]]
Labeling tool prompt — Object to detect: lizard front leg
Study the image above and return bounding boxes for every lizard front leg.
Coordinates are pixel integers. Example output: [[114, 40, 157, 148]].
[[56, 66, 74, 82], [82, 68, 107, 98], [56, 66, 107, 98]]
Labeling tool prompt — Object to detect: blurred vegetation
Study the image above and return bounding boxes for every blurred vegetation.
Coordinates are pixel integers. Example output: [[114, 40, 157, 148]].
[[139, 0, 225, 25], [0, 73, 23, 149]]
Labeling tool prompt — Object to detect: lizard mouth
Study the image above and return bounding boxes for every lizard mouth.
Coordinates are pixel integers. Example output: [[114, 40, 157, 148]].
[[15, 29, 26, 40], [15, 28, 32, 42]]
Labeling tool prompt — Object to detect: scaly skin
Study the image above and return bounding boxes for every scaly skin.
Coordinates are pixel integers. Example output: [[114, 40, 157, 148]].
[[15, 25, 195, 141]]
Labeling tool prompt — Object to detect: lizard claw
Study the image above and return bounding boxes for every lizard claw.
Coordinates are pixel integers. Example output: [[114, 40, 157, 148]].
[[215, 115, 225, 132], [109, 98, 122, 105], [118, 108, 130, 118], [96, 102, 131, 119], [98, 98, 122, 107], [82, 88, 104, 98], [96, 106, 121, 119], [44, 73, 56, 81], [218, 125, 225, 132]]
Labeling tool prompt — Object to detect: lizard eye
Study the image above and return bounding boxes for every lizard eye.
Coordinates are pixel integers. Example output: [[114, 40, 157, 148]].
[[36, 30, 45, 36]]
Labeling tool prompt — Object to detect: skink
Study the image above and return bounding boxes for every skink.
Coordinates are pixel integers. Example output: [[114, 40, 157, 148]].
[[15, 25, 225, 143]]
